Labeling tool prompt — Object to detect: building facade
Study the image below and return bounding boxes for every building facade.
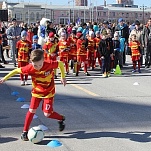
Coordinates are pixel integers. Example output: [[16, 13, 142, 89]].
[[2, 1, 151, 25]]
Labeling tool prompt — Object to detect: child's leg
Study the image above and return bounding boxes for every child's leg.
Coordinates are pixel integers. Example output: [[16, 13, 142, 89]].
[[20, 74, 24, 81], [43, 98, 63, 120], [138, 60, 141, 70], [84, 61, 88, 73], [25, 74, 28, 81], [132, 61, 136, 70], [23, 97, 41, 132]]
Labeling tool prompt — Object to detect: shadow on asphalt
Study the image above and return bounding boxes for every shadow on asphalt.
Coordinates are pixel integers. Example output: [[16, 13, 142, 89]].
[[47, 131, 151, 143], [1, 63, 151, 145], [0, 136, 18, 143]]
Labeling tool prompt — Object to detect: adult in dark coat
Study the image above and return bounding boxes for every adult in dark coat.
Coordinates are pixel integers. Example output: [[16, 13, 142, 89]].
[[115, 18, 129, 65]]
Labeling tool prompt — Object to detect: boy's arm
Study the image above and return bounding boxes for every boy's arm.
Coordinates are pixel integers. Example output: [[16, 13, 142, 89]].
[[58, 61, 66, 86], [0, 68, 21, 83]]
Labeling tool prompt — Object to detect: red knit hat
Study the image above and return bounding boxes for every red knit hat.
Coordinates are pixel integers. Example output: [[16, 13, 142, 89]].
[[76, 32, 83, 39], [49, 32, 54, 38]]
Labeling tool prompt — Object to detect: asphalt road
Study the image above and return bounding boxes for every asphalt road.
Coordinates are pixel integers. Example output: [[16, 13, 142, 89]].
[[1, 56, 151, 151]]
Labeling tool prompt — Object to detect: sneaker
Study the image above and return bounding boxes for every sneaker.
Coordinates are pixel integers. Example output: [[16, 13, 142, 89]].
[[75, 72, 79, 76], [65, 72, 69, 75], [21, 132, 29, 141], [21, 81, 25, 86], [84, 72, 91, 76], [24, 81, 28, 85], [138, 69, 141, 73], [58, 116, 65, 131], [132, 70, 136, 73], [0, 64, 5, 68], [54, 75, 58, 79], [4, 61, 8, 64], [102, 73, 107, 78], [107, 72, 110, 77], [145, 65, 150, 68]]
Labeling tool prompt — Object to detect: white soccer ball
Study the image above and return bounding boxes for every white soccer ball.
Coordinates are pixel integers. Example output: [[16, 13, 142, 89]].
[[28, 126, 44, 144]]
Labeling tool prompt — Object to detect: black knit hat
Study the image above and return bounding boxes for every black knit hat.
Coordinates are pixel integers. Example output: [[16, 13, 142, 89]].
[[12, 18, 17, 21], [135, 20, 140, 25]]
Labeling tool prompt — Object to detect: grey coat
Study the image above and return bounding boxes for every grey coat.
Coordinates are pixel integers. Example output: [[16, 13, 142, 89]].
[[142, 25, 151, 48], [6, 25, 21, 43]]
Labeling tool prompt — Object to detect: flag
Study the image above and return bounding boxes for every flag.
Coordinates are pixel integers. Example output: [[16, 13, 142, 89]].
[[67, 19, 70, 25], [76, 17, 80, 25]]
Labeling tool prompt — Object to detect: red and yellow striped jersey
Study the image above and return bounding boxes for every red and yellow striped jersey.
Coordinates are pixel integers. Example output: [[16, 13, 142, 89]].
[[129, 41, 140, 56], [58, 39, 70, 57], [77, 39, 87, 56], [16, 40, 32, 62], [21, 61, 58, 98], [67, 36, 77, 55]]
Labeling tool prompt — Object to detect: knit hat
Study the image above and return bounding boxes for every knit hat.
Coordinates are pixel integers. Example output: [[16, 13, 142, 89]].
[[33, 35, 38, 40], [12, 18, 17, 21], [21, 30, 27, 37], [135, 20, 140, 25], [76, 32, 83, 39], [118, 18, 124, 23], [49, 32, 54, 38], [103, 21, 109, 25]]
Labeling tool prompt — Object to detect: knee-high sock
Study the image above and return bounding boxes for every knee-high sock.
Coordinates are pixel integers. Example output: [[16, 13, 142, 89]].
[[48, 111, 63, 120], [23, 111, 34, 132], [84, 63, 87, 73], [25, 74, 28, 81], [77, 63, 81, 73], [20, 74, 24, 81], [138, 60, 141, 69], [133, 61, 136, 70], [65, 62, 69, 73]]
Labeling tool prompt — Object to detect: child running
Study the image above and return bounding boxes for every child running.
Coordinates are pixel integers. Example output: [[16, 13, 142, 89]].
[[0, 49, 67, 141]]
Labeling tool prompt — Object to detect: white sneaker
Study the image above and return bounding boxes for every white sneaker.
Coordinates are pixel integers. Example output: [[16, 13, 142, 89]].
[[24, 81, 28, 85], [21, 81, 25, 86]]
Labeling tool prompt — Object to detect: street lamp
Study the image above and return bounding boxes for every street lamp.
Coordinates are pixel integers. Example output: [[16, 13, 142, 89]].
[[68, 0, 74, 23], [140, 4, 147, 24]]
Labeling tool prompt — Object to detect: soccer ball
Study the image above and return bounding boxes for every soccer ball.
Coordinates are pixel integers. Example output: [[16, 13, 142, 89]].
[[28, 126, 44, 144]]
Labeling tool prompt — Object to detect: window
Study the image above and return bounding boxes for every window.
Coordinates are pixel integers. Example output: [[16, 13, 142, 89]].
[[46, 13, 50, 19], [36, 12, 40, 20], [103, 12, 106, 17], [60, 18, 64, 24], [16, 13, 20, 20], [41, 14, 45, 18], [30, 12, 35, 20], [112, 12, 115, 17], [25, 12, 28, 20], [126, 13, 129, 18]]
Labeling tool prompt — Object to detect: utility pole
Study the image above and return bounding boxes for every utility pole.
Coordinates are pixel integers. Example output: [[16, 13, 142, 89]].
[[73, 0, 74, 22], [84, 0, 86, 22], [140, 4, 147, 24], [96, 0, 97, 22]]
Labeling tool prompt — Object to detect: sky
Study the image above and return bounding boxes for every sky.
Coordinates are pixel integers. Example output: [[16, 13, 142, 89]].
[[51, 0, 151, 7], [17, 0, 151, 7]]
